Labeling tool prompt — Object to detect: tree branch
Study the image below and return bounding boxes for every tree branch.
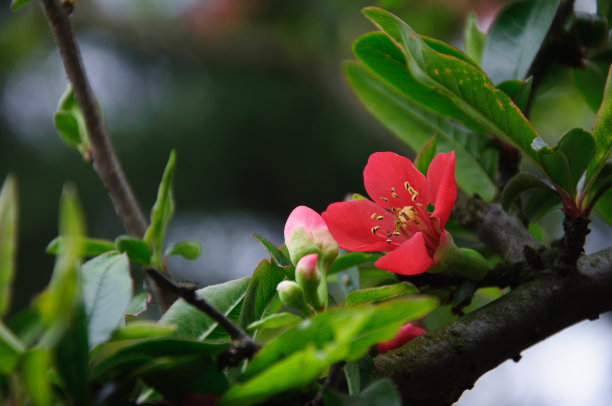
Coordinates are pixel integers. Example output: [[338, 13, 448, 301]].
[[375, 199, 612, 406], [39, 0, 147, 238]]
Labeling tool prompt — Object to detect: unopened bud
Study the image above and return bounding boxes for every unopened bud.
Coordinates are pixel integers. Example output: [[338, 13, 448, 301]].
[[284, 206, 337, 265], [276, 281, 312, 316], [296, 254, 321, 310]]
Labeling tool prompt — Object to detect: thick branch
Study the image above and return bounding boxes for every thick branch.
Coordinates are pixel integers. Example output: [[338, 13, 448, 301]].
[[375, 248, 612, 406], [376, 199, 612, 405], [39, 0, 147, 238]]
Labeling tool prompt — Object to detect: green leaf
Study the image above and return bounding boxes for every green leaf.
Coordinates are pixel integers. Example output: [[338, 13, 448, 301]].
[[46, 236, 115, 258], [115, 235, 152, 265], [144, 150, 176, 268], [55, 303, 89, 405], [346, 282, 419, 307], [0, 321, 24, 374], [344, 61, 496, 201], [352, 32, 484, 134], [323, 379, 402, 406], [524, 188, 562, 222], [111, 321, 176, 341], [164, 240, 201, 260], [464, 12, 486, 65], [246, 312, 302, 331], [496, 78, 533, 112], [329, 252, 381, 276], [139, 354, 228, 402], [414, 134, 439, 174], [21, 347, 52, 406], [557, 128, 596, 190], [53, 85, 91, 161], [538, 147, 573, 195], [573, 61, 607, 112], [242, 297, 437, 381], [344, 362, 360, 395], [596, 188, 612, 225], [90, 338, 229, 380], [10, 0, 34, 12], [125, 292, 151, 318], [160, 277, 250, 339], [586, 65, 612, 192], [482, 0, 560, 83], [0, 175, 17, 318], [237, 260, 286, 331], [220, 345, 334, 406], [362, 7, 544, 172], [359, 269, 398, 289], [81, 252, 132, 349], [502, 173, 553, 211], [251, 234, 292, 266], [36, 185, 84, 346]]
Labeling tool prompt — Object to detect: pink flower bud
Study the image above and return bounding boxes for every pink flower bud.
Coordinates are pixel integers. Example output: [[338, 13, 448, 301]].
[[284, 206, 338, 265], [376, 323, 426, 354]]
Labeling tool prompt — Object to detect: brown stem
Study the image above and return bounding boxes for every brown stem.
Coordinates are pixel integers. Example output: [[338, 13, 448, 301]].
[[39, 0, 147, 238], [38, 0, 181, 311]]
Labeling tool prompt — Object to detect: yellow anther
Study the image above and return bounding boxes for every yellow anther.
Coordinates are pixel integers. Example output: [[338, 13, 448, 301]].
[[377, 215, 384, 221], [393, 231, 401, 236], [404, 181, 410, 190], [391, 192, 398, 198], [381, 197, 388, 202], [386, 239, 392, 243], [371, 226, 380, 234], [371, 213, 377, 220]]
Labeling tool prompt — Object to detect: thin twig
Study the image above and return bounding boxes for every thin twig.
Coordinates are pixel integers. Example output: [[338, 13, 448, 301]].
[[39, 0, 147, 238], [145, 269, 260, 354]]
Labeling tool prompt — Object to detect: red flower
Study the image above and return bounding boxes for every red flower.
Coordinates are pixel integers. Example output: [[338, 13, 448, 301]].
[[376, 322, 426, 354], [322, 151, 456, 275]]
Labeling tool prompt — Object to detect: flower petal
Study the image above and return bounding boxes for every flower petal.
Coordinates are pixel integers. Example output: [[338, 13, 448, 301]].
[[374, 232, 433, 275], [322, 200, 401, 252], [364, 152, 430, 211], [427, 152, 456, 227], [376, 322, 426, 354]]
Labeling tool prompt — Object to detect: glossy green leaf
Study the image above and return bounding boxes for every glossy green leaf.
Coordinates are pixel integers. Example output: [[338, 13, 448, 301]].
[[323, 379, 402, 406], [55, 302, 89, 405], [0, 321, 24, 374], [125, 291, 151, 318], [502, 173, 553, 211], [0, 176, 17, 318], [586, 65, 612, 191], [238, 260, 286, 331], [346, 282, 419, 306], [164, 240, 201, 260], [242, 296, 437, 381], [53, 85, 91, 161], [363, 7, 544, 170], [10, 0, 34, 11], [246, 312, 302, 331], [160, 277, 250, 339], [344, 61, 496, 201], [46, 236, 115, 258], [144, 150, 176, 268], [111, 321, 176, 341], [115, 235, 152, 265], [464, 12, 486, 65], [353, 32, 483, 134], [524, 188, 562, 222], [496, 78, 533, 112], [482, 0, 560, 83], [329, 252, 381, 276], [359, 269, 398, 289], [21, 347, 52, 406], [221, 345, 334, 406], [251, 234, 292, 266], [574, 61, 607, 112], [421, 35, 482, 71], [414, 134, 439, 174], [538, 147, 573, 194], [81, 252, 132, 349], [557, 128, 596, 190], [596, 188, 612, 225]]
